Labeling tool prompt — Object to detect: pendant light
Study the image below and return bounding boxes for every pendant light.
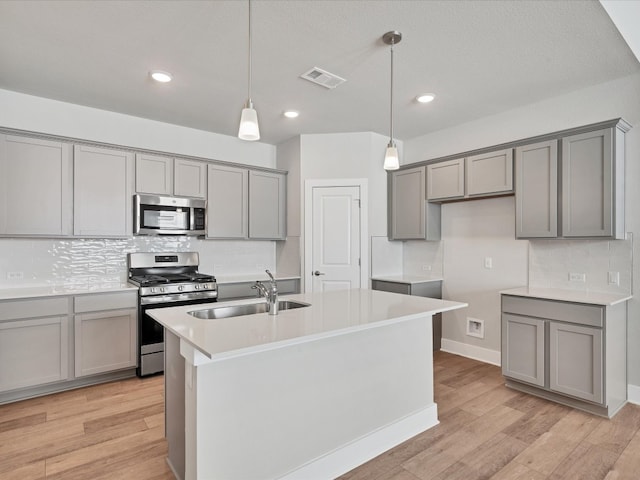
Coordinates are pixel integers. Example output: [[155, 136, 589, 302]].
[[238, 0, 260, 141], [382, 31, 402, 170]]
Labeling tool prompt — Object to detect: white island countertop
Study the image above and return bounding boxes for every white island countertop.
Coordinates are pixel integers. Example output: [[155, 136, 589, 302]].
[[150, 288, 466, 361], [501, 287, 632, 306]]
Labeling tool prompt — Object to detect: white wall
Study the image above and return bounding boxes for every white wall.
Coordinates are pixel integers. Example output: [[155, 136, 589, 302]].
[[405, 72, 640, 385], [0, 89, 276, 168]]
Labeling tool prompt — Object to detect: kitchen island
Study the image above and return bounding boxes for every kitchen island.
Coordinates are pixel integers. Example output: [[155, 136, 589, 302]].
[[150, 288, 466, 480]]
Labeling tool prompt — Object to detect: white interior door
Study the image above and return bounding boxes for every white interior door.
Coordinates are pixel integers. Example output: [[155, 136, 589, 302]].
[[311, 186, 361, 292]]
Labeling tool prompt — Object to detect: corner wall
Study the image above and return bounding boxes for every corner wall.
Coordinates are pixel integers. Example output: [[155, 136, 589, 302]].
[[404, 72, 640, 387]]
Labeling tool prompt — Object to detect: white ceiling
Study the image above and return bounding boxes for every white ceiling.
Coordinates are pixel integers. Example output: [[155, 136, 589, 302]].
[[0, 0, 638, 145]]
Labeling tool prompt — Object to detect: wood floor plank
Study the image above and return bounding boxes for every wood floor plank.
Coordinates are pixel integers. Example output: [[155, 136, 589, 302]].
[[490, 460, 547, 480], [502, 401, 571, 444], [604, 427, 640, 480], [0, 460, 45, 480], [0, 411, 46, 433], [547, 442, 620, 480]]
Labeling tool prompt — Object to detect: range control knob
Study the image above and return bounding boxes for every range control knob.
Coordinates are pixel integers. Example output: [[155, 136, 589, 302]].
[[178, 285, 184, 292], [195, 284, 200, 290], [160, 287, 166, 293], [150, 287, 156, 294]]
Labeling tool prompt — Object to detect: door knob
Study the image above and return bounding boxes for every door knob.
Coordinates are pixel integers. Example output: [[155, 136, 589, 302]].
[[313, 270, 325, 276]]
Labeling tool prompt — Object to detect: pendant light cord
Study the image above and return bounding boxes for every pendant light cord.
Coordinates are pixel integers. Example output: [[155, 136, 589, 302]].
[[247, 0, 253, 106], [389, 37, 395, 144]]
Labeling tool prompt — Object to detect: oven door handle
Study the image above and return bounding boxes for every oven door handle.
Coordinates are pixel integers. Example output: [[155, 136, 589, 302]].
[[140, 291, 218, 305]]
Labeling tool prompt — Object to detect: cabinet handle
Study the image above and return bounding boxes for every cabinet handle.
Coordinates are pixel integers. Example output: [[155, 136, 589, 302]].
[[313, 270, 325, 276]]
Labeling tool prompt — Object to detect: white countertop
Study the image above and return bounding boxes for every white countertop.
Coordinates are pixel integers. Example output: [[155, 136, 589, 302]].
[[500, 287, 632, 306], [371, 275, 443, 285], [0, 283, 137, 301], [150, 288, 467, 361]]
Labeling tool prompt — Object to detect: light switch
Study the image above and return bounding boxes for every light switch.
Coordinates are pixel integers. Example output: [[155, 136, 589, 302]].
[[484, 257, 492, 269]]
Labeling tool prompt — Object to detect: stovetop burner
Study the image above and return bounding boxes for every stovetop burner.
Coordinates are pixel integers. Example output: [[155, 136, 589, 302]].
[[129, 272, 216, 287]]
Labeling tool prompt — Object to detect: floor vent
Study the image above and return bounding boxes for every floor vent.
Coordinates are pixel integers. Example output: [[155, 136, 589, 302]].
[[300, 67, 346, 89]]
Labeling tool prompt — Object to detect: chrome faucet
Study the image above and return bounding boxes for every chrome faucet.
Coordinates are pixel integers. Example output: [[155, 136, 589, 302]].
[[253, 269, 278, 315]]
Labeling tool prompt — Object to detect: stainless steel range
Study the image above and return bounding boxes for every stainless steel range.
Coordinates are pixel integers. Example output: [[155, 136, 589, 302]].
[[127, 252, 217, 377]]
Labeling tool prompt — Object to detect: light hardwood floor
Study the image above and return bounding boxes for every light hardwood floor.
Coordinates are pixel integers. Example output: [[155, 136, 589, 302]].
[[1, 352, 639, 479]]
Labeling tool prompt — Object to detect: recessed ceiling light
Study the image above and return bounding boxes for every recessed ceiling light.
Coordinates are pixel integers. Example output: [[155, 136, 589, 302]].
[[150, 71, 173, 83], [416, 93, 436, 103], [283, 111, 299, 118]]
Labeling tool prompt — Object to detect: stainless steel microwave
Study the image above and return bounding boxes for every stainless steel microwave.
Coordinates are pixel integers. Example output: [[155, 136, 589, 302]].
[[134, 194, 206, 235]]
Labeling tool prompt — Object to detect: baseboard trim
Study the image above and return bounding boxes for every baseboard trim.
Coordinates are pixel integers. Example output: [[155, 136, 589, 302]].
[[628, 384, 640, 405], [441, 338, 501, 366], [279, 404, 439, 480]]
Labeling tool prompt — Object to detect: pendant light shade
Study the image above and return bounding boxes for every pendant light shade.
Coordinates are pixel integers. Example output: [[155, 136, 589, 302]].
[[384, 142, 400, 170], [382, 31, 402, 170], [239, 101, 260, 141], [238, 0, 260, 141]]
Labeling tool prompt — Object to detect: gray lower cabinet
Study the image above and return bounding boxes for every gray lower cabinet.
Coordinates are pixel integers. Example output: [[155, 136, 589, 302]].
[[388, 166, 441, 241], [0, 297, 71, 393], [74, 292, 137, 377], [371, 279, 442, 351], [501, 294, 626, 417], [0, 291, 138, 403]]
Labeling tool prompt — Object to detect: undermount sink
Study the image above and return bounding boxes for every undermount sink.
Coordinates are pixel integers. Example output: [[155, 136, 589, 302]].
[[188, 300, 311, 320]]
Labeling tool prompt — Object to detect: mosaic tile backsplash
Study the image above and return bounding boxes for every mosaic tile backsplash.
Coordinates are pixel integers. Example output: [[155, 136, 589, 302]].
[[0, 237, 275, 289]]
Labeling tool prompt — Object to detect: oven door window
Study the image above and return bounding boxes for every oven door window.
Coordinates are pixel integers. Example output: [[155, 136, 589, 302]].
[[141, 205, 189, 230]]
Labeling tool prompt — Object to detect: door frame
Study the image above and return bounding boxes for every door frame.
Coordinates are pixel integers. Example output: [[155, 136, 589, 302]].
[[303, 179, 369, 293]]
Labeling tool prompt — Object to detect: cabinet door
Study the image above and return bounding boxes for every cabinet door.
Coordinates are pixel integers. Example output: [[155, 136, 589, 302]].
[[466, 148, 513, 197], [135, 153, 173, 195], [74, 309, 137, 377], [426, 158, 464, 200], [502, 314, 545, 387], [74, 145, 133, 237], [0, 135, 72, 236], [515, 140, 558, 238], [549, 322, 603, 404], [248, 170, 286, 239], [207, 164, 248, 239], [561, 128, 613, 237], [174, 158, 207, 199], [390, 166, 426, 239], [0, 316, 69, 392]]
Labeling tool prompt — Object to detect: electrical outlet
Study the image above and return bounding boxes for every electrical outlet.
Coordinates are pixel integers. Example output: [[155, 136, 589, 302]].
[[568, 272, 586, 282], [484, 257, 493, 269], [608, 271, 620, 285], [6, 271, 23, 280], [422, 264, 432, 272]]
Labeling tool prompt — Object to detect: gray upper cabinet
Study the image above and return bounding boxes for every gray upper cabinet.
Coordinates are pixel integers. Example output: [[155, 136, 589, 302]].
[[136, 153, 206, 199], [466, 149, 513, 197], [248, 170, 286, 240], [561, 127, 623, 238], [515, 140, 558, 238], [426, 158, 464, 201], [0, 134, 73, 236], [389, 166, 441, 241], [74, 145, 134, 237], [207, 164, 286, 240], [207, 164, 248, 239], [515, 121, 628, 240], [135, 153, 173, 196], [426, 149, 513, 202], [174, 158, 207, 199]]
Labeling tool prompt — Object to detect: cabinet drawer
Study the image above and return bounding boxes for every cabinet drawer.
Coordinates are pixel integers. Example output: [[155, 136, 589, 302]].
[[0, 297, 69, 321], [74, 291, 137, 313], [502, 295, 603, 328]]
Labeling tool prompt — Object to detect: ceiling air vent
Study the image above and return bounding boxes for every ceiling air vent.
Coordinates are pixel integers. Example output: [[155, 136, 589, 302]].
[[300, 67, 346, 89]]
